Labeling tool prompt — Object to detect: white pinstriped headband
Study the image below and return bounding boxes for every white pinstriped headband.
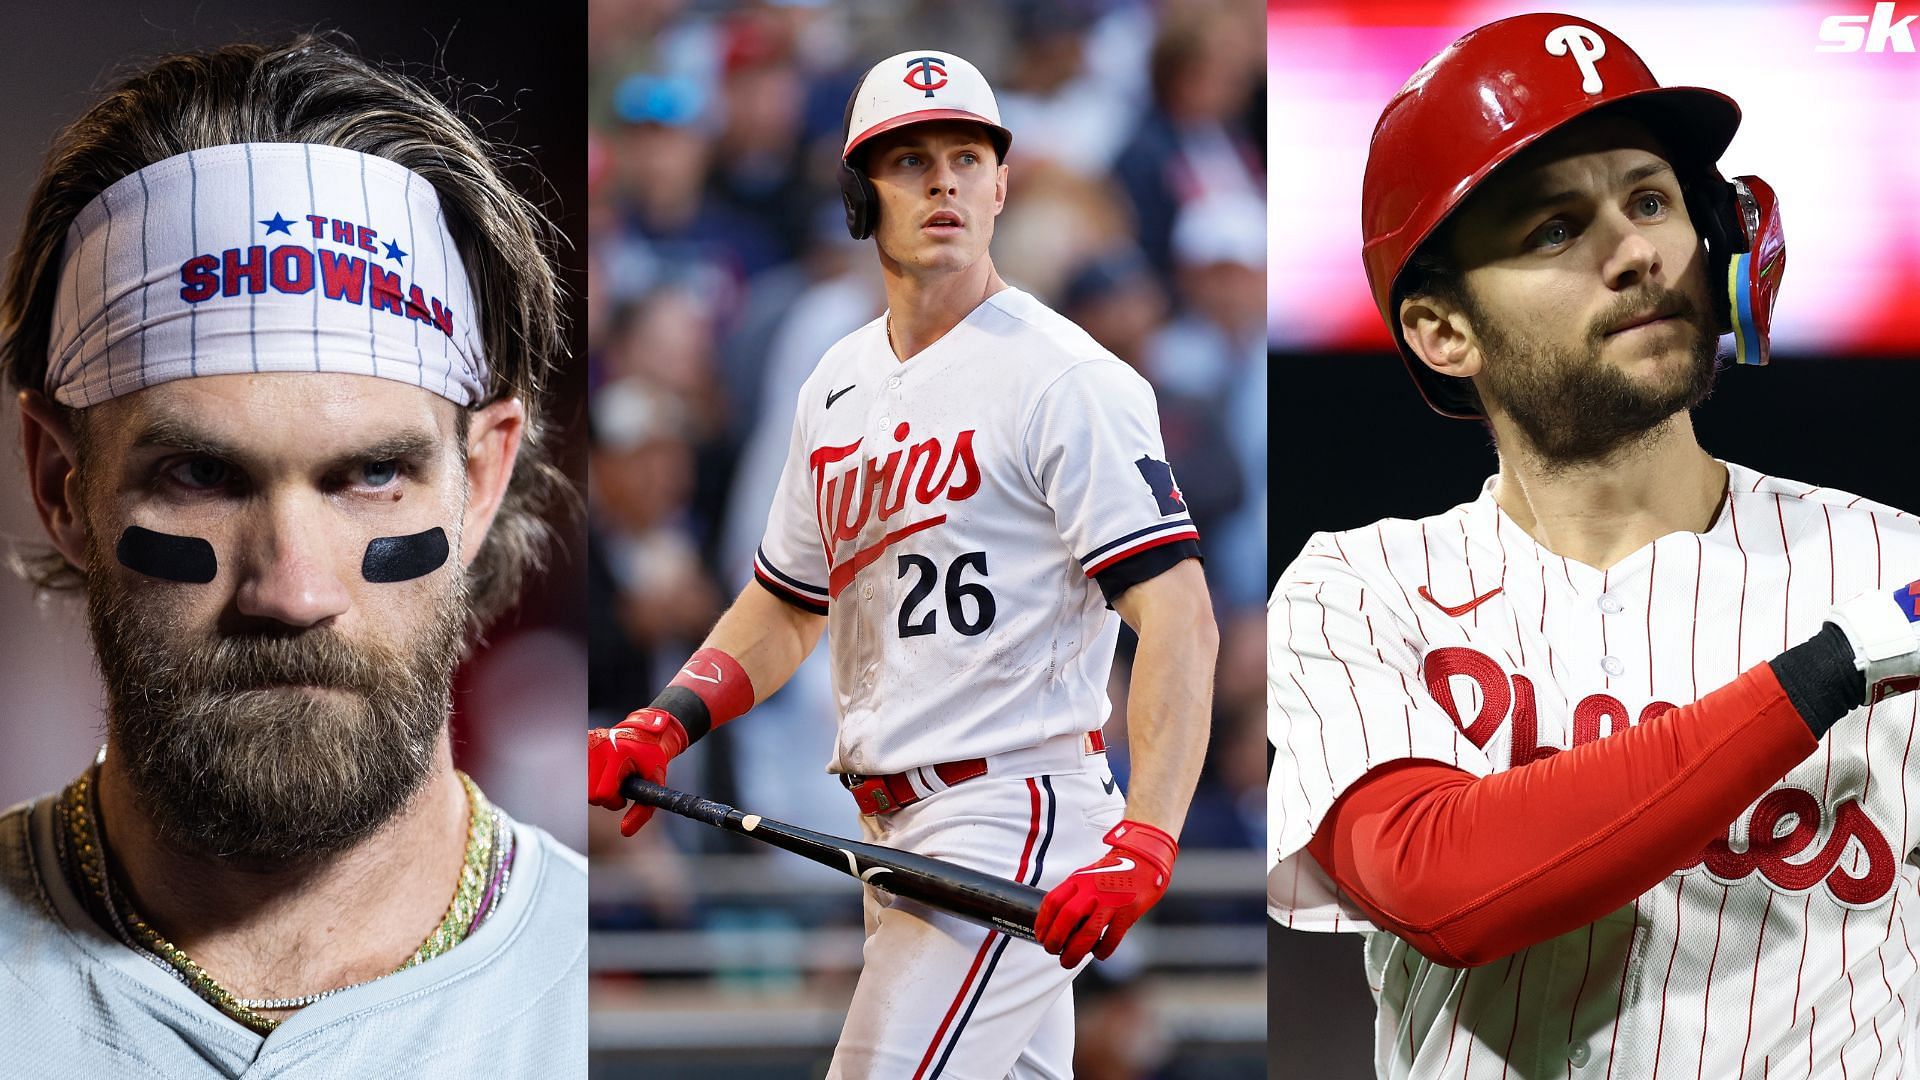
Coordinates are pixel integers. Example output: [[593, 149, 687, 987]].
[[45, 143, 487, 408]]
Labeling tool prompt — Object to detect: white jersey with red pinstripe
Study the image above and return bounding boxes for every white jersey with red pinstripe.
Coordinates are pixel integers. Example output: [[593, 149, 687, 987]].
[[754, 285, 1196, 777], [1268, 461, 1920, 1079]]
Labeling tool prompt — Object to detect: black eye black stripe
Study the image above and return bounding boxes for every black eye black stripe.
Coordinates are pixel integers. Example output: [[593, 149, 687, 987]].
[[361, 526, 449, 583], [116, 526, 217, 584]]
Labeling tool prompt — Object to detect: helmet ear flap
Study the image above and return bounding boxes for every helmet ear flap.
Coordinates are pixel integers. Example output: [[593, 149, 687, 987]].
[[1682, 169, 1742, 336], [840, 71, 876, 240], [840, 159, 877, 240]]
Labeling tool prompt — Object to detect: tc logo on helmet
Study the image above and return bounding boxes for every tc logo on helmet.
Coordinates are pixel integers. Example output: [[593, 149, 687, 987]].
[[1544, 25, 1608, 93], [903, 56, 948, 97]]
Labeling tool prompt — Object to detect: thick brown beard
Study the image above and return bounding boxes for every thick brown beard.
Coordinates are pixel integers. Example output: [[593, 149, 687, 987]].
[[83, 536, 467, 863], [1474, 284, 1721, 468]]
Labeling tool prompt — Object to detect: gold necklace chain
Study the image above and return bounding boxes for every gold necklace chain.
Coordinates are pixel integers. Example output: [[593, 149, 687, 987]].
[[55, 767, 502, 1034]]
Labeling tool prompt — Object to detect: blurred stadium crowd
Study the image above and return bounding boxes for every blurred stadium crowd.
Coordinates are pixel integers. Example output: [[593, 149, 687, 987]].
[[585, 0, 1265, 1073]]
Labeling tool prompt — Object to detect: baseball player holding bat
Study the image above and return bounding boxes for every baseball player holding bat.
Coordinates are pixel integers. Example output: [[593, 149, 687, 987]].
[[1270, 13, 1920, 1078], [590, 49, 1216, 1078]]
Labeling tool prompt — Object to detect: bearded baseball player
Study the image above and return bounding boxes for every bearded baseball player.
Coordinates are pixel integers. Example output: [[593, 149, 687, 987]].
[[1269, 14, 1920, 1079], [0, 38, 583, 1073], [589, 50, 1216, 1077]]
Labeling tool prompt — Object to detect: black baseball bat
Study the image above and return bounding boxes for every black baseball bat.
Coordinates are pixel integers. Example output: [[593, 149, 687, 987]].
[[623, 777, 1044, 941]]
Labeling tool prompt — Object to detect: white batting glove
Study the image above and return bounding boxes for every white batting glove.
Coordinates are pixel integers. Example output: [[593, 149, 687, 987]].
[[1828, 580, 1920, 705]]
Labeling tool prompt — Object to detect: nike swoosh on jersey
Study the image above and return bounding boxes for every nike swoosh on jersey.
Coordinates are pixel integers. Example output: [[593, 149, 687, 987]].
[[1081, 857, 1136, 875], [1418, 584, 1503, 617], [1101, 776, 1117, 795], [827, 384, 856, 409]]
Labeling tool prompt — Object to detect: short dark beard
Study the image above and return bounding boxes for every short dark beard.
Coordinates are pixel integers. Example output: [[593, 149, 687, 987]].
[[83, 534, 467, 863], [1473, 283, 1720, 468]]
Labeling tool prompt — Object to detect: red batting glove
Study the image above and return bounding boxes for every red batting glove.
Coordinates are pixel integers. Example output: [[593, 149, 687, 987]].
[[1034, 819, 1179, 967], [587, 708, 688, 836]]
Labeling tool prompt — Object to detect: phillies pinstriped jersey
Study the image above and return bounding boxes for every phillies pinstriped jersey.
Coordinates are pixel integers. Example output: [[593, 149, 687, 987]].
[[754, 287, 1196, 776], [1269, 461, 1920, 1079]]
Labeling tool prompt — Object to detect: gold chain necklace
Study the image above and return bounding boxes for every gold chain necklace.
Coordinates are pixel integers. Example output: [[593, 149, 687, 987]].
[[55, 766, 505, 1034]]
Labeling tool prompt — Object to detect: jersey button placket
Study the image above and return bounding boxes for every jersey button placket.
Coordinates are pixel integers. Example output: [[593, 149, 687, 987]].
[[866, 384, 888, 631], [864, 371, 899, 693], [844, 390, 876, 697]]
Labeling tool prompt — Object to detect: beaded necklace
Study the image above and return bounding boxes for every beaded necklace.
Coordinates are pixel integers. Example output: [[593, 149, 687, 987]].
[[54, 763, 514, 1034]]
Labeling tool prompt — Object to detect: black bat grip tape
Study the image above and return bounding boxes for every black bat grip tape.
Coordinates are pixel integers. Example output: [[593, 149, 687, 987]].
[[622, 777, 735, 828]]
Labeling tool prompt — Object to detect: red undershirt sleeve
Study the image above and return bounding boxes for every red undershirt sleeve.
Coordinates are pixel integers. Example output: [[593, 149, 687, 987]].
[[1304, 662, 1820, 968]]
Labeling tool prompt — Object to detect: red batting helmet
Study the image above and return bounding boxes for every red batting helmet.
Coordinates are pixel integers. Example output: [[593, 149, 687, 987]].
[[1361, 13, 1782, 419]]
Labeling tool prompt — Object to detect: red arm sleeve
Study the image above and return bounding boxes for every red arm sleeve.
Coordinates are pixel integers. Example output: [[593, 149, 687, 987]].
[[1304, 662, 1820, 968]]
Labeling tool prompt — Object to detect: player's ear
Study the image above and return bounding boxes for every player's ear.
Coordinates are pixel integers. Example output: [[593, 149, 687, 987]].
[[992, 161, 1008, 216], [457, 396, 525, 565], [1399, 294, 1482, 382], [17, 390, 90, 570]]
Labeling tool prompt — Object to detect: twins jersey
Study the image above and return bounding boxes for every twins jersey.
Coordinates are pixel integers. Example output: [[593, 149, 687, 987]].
[[1269, 462, 1920, 1079], [753, 287, 1197, 775], [0, 794, 586, 1077]]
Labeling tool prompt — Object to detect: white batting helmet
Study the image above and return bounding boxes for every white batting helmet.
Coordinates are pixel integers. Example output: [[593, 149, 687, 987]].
[[838, 50, 1012, 240]]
